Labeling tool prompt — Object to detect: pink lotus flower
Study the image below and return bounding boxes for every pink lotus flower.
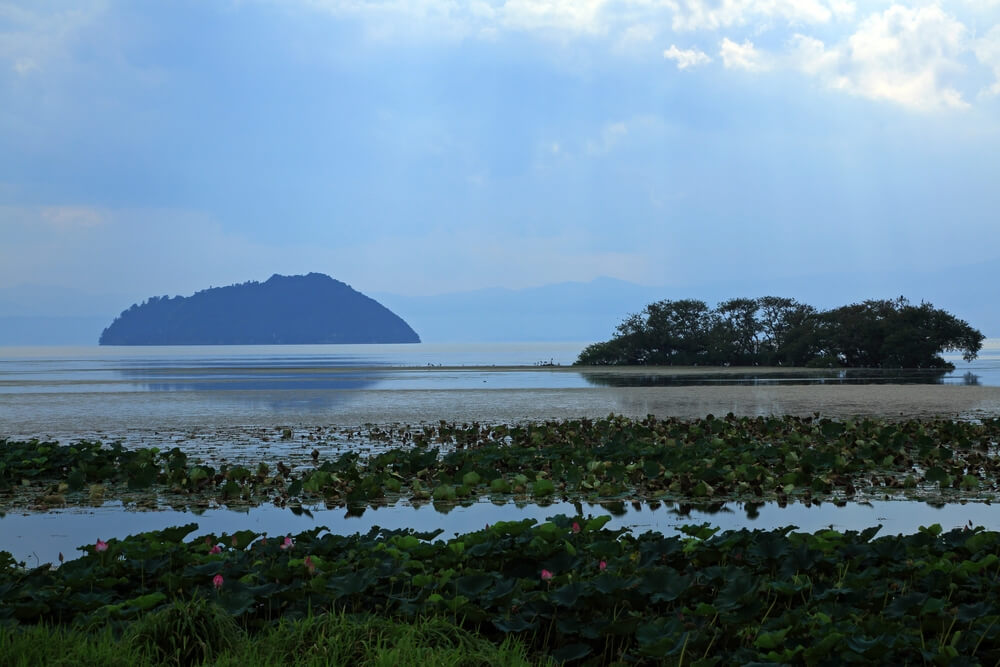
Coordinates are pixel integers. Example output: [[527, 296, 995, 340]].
[[540, 569, 553, 581], [213, 574, 224, 590], [280, 536, 294, 550], [231, 535, 239, 547], [209, 545, 221, 554], [95, 539, 108, 553], [599, 560, 607, 571], [572, 522, 581, 534], [305, 556, 315, 575]]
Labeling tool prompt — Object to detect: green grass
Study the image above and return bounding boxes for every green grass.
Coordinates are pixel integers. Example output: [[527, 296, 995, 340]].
[[0, 612, 541, 667]]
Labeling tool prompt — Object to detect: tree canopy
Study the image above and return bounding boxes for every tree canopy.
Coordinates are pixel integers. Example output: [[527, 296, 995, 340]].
[[575, 296, 983, 369]]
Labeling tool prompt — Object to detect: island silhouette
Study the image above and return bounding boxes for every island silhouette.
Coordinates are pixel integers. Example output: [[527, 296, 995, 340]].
[[99, 273, 420, 345]]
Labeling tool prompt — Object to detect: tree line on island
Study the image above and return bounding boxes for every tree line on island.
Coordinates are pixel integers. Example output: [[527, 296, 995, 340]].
[[575, 296, 984, 369]]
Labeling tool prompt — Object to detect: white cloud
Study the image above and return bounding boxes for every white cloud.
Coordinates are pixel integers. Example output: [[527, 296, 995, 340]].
[[287, 0, 860, 44], [663, 44, 711, 69], [720, 37, 768, 71], [297, 0, 614, 39], [665, 0, 841, 32], [844, 5, 970, 109], [788, 5, 972, 111], [959, 0, 1000, 8], [0, 3, 106, 77], [500, 0, 609, 34], [974, 24, 1000, 96], [789, 34, 828, 73], [828, 0, 856, 20]]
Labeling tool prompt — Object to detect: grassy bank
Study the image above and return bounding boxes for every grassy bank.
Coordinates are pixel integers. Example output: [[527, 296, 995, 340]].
[[0, 611, 537, 666]]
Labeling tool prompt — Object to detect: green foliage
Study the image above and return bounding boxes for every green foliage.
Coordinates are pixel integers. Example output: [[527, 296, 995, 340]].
[[0, 624, 146, 666], [0, 614, 538, 666], [124, 596, 243, 666], [6, 518, 1000, 664], [6, 414, 1000, 510], [575, 295, 984, 368]]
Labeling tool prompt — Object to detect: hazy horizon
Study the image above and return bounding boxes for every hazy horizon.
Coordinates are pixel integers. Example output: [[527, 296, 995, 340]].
[[2, 269, 999, 345]]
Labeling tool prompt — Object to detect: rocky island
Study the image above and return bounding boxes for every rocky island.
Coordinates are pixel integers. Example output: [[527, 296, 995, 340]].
[[99, 273, 420, 345]]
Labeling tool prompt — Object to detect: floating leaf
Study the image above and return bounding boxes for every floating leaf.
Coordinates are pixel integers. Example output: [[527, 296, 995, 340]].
[[550, 643, 592, 663]]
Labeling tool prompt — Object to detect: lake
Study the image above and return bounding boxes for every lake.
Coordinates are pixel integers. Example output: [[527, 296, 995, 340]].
[[4, 497, 996, 568], [3, 340, 1000, 441], [3, 340, 1000, 565]]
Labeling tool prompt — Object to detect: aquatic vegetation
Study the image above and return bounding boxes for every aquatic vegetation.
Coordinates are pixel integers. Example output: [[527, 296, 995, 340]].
[[5, 414, 1000, 512], [3, 518, 1000, 663]]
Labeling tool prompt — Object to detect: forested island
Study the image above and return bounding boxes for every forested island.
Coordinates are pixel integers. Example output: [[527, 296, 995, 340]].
[[99, 273, 420, 345], [575, 296, 984, 368]]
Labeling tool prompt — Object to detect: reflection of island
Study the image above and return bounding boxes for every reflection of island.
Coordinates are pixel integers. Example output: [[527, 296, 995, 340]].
[[117, 364, 387, 413], [580, 368, 950, 388], [962, 372, 982, 386]]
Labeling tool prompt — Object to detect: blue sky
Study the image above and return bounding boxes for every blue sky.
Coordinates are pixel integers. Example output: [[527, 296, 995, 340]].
[[2, 0, 1000, 300]]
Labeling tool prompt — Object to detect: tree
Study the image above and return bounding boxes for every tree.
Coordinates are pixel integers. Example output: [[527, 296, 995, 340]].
[[641, 299, 714, 365], [772, 302, 822, 366], [714, 298, 761, 365], [820, 297, 982, 369], [574, 295, 983, 369]]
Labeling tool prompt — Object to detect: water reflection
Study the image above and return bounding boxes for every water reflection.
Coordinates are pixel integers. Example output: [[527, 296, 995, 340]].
[[963, 371, 981, 386], [581, 368, 954, 387], [130, 370, 387, 393], [4, 496, 996, 566]]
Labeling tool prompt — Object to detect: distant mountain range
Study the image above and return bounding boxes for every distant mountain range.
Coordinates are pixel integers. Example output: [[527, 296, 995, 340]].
[[1, 259, 996, 345], [98, 273, 420, 345], [374, 259, 1000, 343], [371, 277, 665, 343]]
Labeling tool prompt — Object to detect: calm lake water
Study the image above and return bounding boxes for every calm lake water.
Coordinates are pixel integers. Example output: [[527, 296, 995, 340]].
[[3, 340, 1000, 564], [2, 341, 998, 437], [3, 497, 997, 567]]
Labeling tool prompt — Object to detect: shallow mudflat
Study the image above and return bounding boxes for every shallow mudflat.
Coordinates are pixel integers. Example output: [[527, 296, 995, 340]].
[[7, 382, 1000, 447], [603, 383, 1000, 421]]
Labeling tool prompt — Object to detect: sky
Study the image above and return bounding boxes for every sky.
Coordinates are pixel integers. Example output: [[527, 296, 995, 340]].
[[2, 0, 1000, 302]]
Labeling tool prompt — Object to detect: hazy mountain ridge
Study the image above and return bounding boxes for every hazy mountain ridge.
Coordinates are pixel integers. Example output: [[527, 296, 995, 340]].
[[372, 277, 666, 343], [98, 273, 420, 345], [375, 262, 999, 343]]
